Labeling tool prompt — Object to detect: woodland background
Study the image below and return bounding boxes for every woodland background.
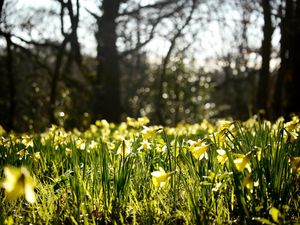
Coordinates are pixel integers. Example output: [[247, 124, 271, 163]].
[[0, 0, 299, 132]]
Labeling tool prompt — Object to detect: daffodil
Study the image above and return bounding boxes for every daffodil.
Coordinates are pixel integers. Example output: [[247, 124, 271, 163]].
[[217, 120, 232, 131], [21, 135, 34, 148], [90, 124, 98, 133], [76, 138, 86, 150], [283, 130, 298, 142], [187, 139, 209, 160], [138, 139, 151, 151], [141, 126, 157, 140], [33, 152, 41, 161], [1, 166, 36, 203], [234, 154, 251, 172], [269, 207, 281, 223], [284, 116, 299, 132], [65, 147, 72, 156], [211, 130, 227, 148], [216, 149, 228, 164], [4, 216, 14, 225], [242, 174, 254, 190], [290, 157, 300, 174], [17, 149, 29, 160], [0, 125, 6, 136], [126, 117, 137, 127], [151, 167, 173, 188]]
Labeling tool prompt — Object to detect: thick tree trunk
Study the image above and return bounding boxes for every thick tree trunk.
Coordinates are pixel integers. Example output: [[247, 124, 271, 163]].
[[256, 0, 273, 116], [93, 0, 121, 123], [273, 2, 291, 117], [285, 1, 300, 115], [5, 33, 15, 131], [273, 0, 300, 117], [0, 0, 4, 20]]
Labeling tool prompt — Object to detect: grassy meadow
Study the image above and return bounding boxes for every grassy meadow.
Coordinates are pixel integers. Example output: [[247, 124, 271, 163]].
[[0, 116, 300, 224]]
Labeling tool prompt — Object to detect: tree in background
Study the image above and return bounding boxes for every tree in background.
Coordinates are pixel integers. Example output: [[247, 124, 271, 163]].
[[0, 0, 4, 19], [273, 0, 300, 118], [49, 0, 82, 125], [91, 0, 199, 123], [256, 0, 274, 117]]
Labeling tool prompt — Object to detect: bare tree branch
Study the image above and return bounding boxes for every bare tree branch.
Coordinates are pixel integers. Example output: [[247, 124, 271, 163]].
[[156, 0, 198, 124]]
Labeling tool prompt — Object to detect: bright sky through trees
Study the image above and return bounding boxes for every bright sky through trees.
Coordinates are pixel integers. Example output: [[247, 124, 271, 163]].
[[10, 0, 280, 71]]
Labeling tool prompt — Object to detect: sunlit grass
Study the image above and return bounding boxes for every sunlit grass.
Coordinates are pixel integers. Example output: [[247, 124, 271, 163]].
[[0, 116, 299, 224]]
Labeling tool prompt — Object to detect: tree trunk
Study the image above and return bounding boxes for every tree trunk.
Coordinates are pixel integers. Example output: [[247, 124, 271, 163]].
[[5, 33, 15, 131], [256, 0, 273, 117], [285, 0, 300, 115], [0, 0, 4, 20], [49, 0, 81, 125], [49, 36, 69, 124], [93, 0, 121, 123], [273, 0, 300, 118], [273, 2, 291, 117]]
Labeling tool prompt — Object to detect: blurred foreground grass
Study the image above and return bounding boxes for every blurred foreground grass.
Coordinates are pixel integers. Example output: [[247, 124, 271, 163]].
[[0, 116, 300, 224]]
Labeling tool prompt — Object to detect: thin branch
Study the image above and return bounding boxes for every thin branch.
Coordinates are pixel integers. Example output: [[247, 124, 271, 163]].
[[119, 1, 186, 58], [119, 0, 178, 17]]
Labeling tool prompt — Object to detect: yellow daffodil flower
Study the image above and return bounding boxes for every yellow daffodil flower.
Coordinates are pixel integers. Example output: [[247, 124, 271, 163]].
[[90, 124, 98, 133], [269, 207, 281, 223], [211, 130, 227, 148], [1, 166, 36, 203], [217, 120, 232, 131], [0, 125, 6, 136], [216, 149, 228, 164], [234, 154, 251, 172], [188, 139, 209, 160], [242, 174, 254, 190], [65, 147, 72, 156], [284, 116, 299, 132], [141, 126, 159, 140], [17, 149, 29, 160], [137, 117, 150, 126], [33, 152, 41, 161], [21, 135, 34, 148], [138, 139, 151, 151], [283, 130, 299, 142], [151, 167, 173, 188], [4, 216, 14, 225], [290, 157, 300, 174]]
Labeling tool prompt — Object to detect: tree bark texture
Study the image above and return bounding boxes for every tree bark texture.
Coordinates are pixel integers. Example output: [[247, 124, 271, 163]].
[[0, 0, 4, 20], [256, 0, 273, 116], [273, 0, 300, 117], [94, 0, 122, 122], [4, 32, 15, 131], [285, 0, 300, 115]]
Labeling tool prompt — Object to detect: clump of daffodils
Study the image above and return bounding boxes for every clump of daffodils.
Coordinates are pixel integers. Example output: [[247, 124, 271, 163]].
[[1, 166, 36, 203], [127, 116, 150, 128]]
